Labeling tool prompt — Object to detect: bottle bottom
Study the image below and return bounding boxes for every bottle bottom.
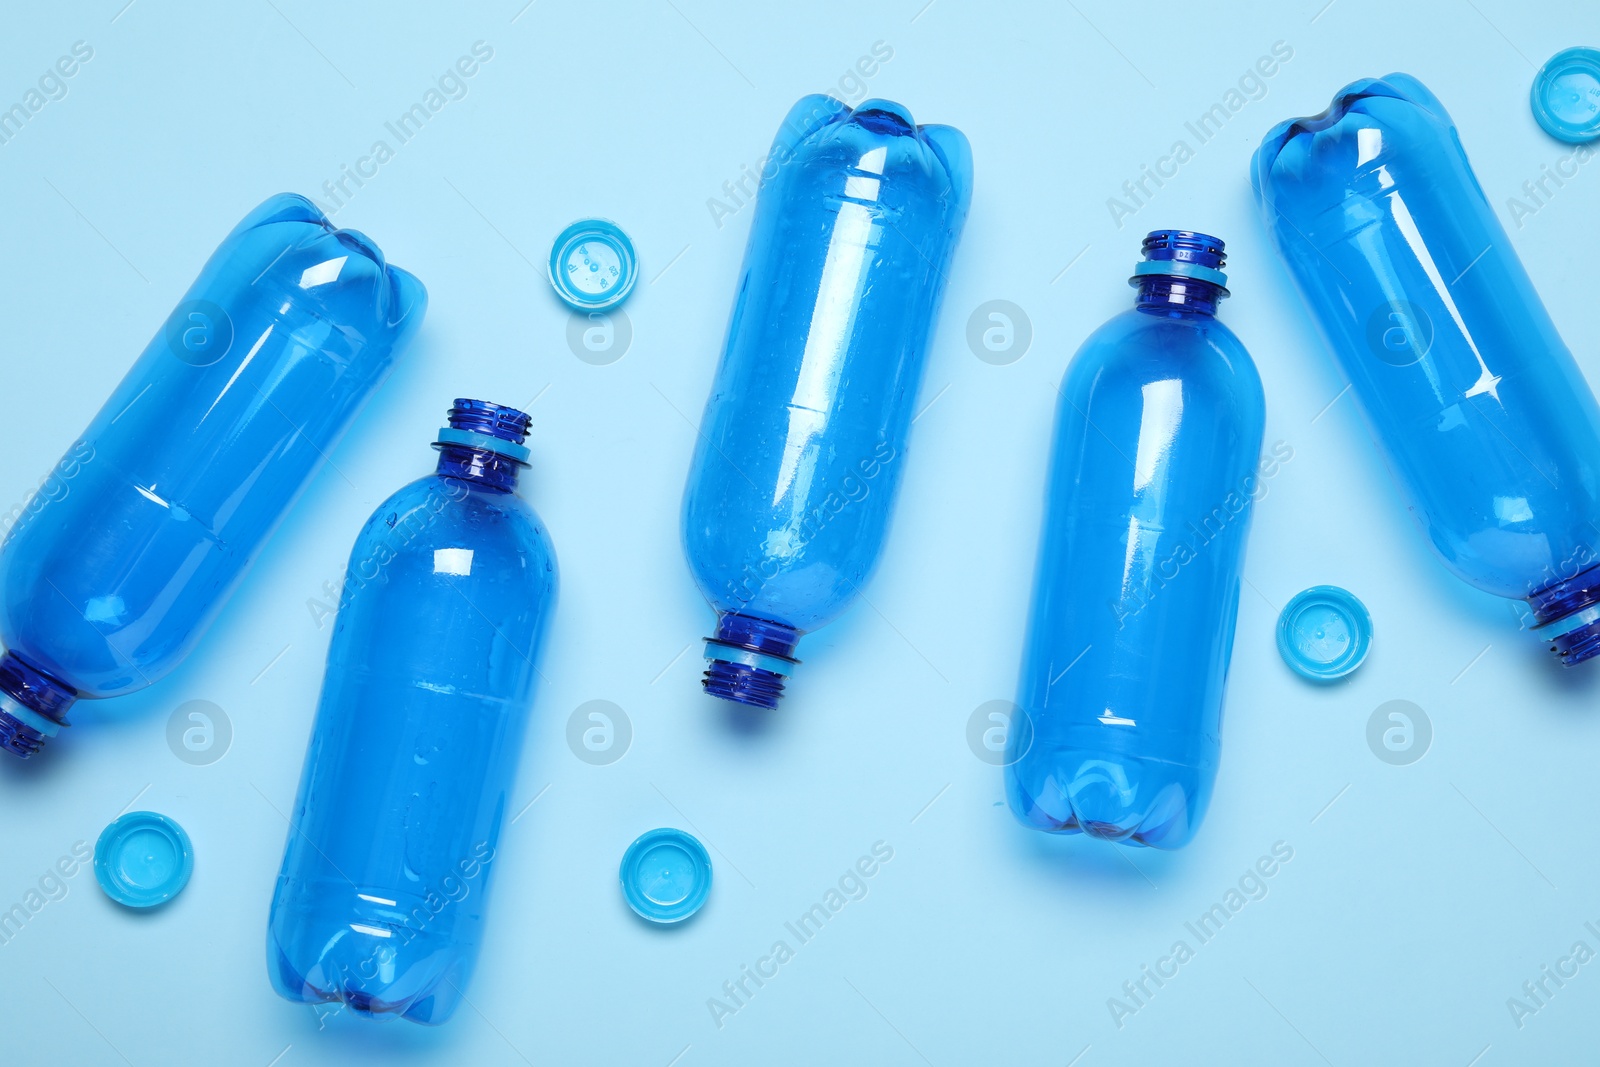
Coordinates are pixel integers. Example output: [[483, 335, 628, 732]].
[[1006, 752, 1210, 851], [701, 612, 801, 710], [268, 915, 469, 1026]]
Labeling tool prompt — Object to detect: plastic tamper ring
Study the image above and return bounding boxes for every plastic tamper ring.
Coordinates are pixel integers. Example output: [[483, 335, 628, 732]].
[[94, 811, 193, 908], [1277, 585, 1372, 682], [619, 828, 711, 924]]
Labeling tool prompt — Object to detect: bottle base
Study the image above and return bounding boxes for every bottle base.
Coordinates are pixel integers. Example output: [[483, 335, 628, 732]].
[[701, 613, 801, 710], [268, 928, 462, 1026], [1006, 757, 1204, 850]]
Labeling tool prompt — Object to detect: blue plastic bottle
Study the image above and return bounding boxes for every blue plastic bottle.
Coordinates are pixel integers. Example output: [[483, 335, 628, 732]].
[[268, 401, 557, 1026], [1254, 75, 1600, 664], [681, 94, 972, 708], [0, 194, 425, 756], [1005, 232, 1266, 849]]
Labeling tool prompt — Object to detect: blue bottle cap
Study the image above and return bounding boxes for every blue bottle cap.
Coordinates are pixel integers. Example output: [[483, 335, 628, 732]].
[[548, 218, 637, 311], [619, 828, 711, 924], [1531, 47, 1600, 144], [94, 811, 193, 908], [1277, 585, 1372, 682]]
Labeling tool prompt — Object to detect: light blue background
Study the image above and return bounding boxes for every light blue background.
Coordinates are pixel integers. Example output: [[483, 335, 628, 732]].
[[1, 1, 1598, 1063]]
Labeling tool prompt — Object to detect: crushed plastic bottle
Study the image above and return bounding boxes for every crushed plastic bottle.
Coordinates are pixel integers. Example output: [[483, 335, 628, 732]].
[[1255, 74, 1600, 665], [681, 95, 972, 708], [0, 194, 425, 756]]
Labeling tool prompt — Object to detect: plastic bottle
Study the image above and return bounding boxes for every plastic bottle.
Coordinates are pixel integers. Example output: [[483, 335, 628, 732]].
[[1005, 232, 1266, 849], [0, 194, 426, 756], [681, 94, 972, 708], [1254, 74, 1600, 664], [268, 400, 557, 1026]]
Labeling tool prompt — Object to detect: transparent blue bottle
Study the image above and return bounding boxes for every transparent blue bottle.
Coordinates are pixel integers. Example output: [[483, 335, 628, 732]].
[[1254, 74, 1600, 664], [268, 400, 557, 1026], [681, 94, 972, 708], [1005, 232, 1266, 849], [0, 193, 426, 756]]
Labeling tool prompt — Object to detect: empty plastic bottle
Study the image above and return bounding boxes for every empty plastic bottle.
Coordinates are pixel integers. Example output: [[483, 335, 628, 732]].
[[268, 400, 557, 1026], [1254, 74, 1600, 664], [681, 94, 972, 708], [1005, 232, 1266, 849], [0, 194, 425, 757]]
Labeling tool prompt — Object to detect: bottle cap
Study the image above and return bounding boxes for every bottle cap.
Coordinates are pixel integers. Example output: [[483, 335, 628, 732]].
[[94, 811, 193, 908], [548, 218, 637, 311], [1531, 47, 1600, 144], [1277, 585, 1372, 682], [619, 828, 711, 924]]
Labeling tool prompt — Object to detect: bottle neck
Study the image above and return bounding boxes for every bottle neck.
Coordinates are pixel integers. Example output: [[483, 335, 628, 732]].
[[0, 651, 78, 758], [435, 443, 521, 493], [1135, 277, 1223, 318]]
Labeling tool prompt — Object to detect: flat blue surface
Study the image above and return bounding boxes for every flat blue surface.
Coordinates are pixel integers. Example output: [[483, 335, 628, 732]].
[[0, 1, 1598, 1063]]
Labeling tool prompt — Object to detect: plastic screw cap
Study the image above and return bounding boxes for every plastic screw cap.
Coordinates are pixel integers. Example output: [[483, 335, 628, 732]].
[[620, 828, 711, 924], [1277, 585, 1372, 682], [548, 218, 637, 311], [1531, 47, 1600, 144], [94, 811, 193, 908]]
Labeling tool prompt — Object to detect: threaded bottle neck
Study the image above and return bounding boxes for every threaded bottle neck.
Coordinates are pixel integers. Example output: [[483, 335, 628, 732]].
[[433, 398, 531, 493], [702, 613, 801, 710], [0, 651, 78, 758], [1131, 229, 1229, 318], [447, 398, 531, 442], [1529, 563, 1600, 666]]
